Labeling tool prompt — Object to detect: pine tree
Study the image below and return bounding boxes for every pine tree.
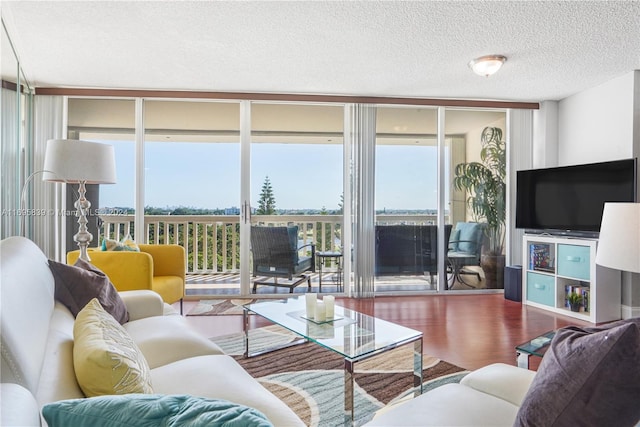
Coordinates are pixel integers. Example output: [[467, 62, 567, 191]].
[[256, 176, 276, 215]]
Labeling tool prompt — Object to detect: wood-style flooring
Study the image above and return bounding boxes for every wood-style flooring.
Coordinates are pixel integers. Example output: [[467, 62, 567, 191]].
[[179, 294, 590, 371]]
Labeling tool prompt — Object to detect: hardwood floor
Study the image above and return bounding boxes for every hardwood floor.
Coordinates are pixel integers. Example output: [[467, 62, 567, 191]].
[[179, 294, 590, 371]]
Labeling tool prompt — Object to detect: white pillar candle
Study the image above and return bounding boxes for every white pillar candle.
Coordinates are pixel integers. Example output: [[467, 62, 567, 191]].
[[305, 293, 317, 319], [315, 301, 326, 322], [323, 295, 335, 319]]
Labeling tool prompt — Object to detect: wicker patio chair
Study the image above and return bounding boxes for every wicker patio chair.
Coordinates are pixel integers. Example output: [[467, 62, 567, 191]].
[[375, 224, 452, 284], [250, 225, 315, 293]]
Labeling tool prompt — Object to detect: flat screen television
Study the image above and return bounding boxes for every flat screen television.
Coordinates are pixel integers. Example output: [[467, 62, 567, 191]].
[[516, 158, 637, 237]]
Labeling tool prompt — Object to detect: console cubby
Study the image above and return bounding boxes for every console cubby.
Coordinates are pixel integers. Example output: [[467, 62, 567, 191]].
[[522, 235, 621, 323]]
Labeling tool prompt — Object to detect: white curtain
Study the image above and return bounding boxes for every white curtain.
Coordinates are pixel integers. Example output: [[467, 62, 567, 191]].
[[348, 104, 377, 298], [31, 95, 65, 259], [506, 109, 533, 267]]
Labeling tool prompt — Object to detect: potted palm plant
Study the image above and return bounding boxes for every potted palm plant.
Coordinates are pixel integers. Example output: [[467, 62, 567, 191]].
[[452, 126, 506, 288]]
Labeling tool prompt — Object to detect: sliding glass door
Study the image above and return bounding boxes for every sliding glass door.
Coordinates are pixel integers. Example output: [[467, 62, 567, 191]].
[[444, 109, 506, 291], [374, 106, 439, 293], [144, 100, 242, 295], [250, 102, 344, 295], [372, 107, 507, 294]]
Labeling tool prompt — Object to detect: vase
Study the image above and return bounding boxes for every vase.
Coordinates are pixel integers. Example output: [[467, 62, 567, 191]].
[[481, 254, 505, 289]]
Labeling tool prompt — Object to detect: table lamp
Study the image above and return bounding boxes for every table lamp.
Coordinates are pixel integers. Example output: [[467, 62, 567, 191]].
[[42, 139, 116, 261], [595, 202, 640, 274]]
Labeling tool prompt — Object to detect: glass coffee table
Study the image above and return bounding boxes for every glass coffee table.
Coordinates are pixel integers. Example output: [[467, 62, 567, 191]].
[[243, 297, 423, 426], [515, 330, 556, 369]]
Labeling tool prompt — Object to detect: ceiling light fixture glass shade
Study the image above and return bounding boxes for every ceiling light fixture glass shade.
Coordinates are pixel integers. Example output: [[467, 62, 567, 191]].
[[468, 55, 507, 77]]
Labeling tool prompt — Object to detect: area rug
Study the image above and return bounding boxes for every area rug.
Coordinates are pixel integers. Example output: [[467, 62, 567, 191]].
[[211, 327, 469, 427], [186, 299, 272, 316]]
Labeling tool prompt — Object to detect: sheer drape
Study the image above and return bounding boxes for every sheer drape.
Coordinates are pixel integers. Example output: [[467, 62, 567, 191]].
[[31, 95, 65, 259], [507, 109, 533, 267], [348, 104, 376, 298]]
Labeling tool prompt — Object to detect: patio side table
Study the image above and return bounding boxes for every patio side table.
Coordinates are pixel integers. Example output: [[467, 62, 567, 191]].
[[317, 251, 343, 292]]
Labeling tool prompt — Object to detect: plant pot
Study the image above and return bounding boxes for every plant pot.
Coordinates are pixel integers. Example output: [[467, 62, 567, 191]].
[[481, 254, 505, 289], [570, 303, 581, 312]]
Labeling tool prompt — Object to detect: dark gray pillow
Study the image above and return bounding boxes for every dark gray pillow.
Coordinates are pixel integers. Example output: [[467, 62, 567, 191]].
[[514, 320, 640, 427], [49, 258, 129, 324]]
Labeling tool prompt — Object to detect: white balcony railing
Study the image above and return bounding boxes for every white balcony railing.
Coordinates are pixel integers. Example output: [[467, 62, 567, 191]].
[[98, 214, 438, 274]]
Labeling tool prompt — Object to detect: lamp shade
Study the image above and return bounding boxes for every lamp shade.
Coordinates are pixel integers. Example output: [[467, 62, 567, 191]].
[[595, 203, 640, 273], [42, 139, 116, 184]]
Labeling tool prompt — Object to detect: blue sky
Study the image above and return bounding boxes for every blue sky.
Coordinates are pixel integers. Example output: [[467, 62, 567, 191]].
[[99, 140, 445, 211]]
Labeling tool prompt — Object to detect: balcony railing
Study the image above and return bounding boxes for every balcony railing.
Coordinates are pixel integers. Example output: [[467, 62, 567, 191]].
[[98, 214, 438, 274]]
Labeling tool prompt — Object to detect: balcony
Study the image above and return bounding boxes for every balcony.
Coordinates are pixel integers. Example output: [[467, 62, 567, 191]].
[[98, 213, 449, 295]]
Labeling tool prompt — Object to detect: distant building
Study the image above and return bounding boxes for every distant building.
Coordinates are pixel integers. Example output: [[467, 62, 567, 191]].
[[224, 206, 240, 215]]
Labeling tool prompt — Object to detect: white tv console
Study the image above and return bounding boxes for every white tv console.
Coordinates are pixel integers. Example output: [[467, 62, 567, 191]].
[[522, 234, 621, 323]]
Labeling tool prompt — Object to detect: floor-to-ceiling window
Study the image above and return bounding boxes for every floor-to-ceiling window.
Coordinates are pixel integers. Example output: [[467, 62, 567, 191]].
[[66, 96, 513, 297]]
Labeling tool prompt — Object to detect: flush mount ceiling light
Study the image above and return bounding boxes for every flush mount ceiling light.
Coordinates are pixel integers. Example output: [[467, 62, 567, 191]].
[[468, 55, 507, 77]]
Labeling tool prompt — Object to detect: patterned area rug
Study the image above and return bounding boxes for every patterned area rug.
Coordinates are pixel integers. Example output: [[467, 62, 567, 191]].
[[186, 299, 272, 316], [211, 327, 469, 427]]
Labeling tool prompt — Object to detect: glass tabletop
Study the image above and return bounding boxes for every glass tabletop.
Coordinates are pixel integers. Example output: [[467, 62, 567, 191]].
[[244, 296, 422, 361], [316, 251, 343, 258], [515, 330, 556, 357]]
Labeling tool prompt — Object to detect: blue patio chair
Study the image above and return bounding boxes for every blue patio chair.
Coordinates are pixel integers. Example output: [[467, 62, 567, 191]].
[[447, 222, 486, 289]]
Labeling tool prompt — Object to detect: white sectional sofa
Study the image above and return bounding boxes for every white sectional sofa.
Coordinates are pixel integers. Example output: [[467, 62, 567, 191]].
[[364, 363, 536, 426], [0, 236, 303, 426], [364, 317, 640, 426]]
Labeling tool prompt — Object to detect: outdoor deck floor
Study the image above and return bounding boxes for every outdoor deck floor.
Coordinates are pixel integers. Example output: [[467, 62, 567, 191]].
[[185, 270, 486, 296]]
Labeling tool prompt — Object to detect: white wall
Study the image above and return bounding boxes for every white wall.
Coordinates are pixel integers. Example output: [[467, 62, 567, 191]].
[[558, 72, 636, 165], [556, 70, 639, 317], [532, 101, 558, 168]]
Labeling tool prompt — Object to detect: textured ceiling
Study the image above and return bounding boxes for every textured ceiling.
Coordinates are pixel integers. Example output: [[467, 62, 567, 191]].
[[2, 1, 640, 102]]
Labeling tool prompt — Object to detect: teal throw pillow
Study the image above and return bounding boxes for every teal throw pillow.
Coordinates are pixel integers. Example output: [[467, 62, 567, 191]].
[[102, 234, 140, 252], [42, 394, 274, 427], [448, 229, 461, 251], [456, 223, 483, 254]]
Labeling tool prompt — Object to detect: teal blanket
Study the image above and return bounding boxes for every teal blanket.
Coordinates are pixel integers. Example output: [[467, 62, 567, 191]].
[[42, 394, 274, 427]]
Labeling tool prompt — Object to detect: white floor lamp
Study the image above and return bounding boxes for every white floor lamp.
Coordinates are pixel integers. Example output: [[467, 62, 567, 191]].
[[595, 202, 640, 319], [596, 202, 640, 275], [42, 139, 116, 262]]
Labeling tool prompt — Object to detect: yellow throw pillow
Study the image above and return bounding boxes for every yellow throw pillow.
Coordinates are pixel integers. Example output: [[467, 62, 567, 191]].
[[73, 298, 153, 397]]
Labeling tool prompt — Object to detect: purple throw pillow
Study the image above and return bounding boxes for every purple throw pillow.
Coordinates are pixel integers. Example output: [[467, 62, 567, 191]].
[[514, 320, 640, 427], [49, 258, 129, 324]]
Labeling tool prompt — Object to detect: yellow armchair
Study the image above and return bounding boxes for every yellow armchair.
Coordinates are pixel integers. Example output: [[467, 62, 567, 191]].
[[67, 244, 186, 313]]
